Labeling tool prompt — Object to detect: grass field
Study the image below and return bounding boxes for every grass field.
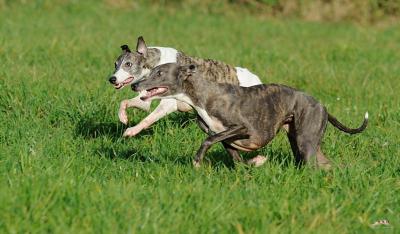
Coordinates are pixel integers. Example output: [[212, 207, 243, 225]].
[[1, 1, 400, 233]]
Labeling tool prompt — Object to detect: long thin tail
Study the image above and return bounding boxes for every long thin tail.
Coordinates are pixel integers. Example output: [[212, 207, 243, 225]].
[[328, 112, 368, 134]]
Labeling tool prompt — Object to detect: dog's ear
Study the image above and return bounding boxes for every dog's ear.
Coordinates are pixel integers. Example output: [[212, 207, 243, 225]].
[[136, 36, 148, 57], [121, 44, 131, 53], [179, 64, 197, 80]]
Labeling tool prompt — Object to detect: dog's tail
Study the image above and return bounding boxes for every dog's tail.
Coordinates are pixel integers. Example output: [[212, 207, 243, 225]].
[[328, 112, 368, 134]]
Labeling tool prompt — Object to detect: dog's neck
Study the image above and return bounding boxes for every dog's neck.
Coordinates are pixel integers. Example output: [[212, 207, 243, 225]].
[[178, 77, 232, 110], [177, 52, 240, 86]]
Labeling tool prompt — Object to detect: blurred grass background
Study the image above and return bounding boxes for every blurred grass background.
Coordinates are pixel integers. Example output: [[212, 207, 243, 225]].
[[2, 0, 400, 24]]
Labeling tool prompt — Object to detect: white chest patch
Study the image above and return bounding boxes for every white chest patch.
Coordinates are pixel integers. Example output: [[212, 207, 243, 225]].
[[150, 47, 178, 65]]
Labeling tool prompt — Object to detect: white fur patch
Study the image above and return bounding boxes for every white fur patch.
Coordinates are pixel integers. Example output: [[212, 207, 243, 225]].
[[114, 68, 131, 83], [235, 67, 262, 87], [149, 47, 178, 65]]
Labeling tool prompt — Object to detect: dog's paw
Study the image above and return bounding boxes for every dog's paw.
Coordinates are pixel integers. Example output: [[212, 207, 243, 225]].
[[247, 155, 267, 167], [123, 126, 142, 137], [193, 160, 201, 168]]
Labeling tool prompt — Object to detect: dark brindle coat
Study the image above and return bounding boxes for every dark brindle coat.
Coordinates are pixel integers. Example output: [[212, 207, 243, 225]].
[[135, 63, 368, 169]]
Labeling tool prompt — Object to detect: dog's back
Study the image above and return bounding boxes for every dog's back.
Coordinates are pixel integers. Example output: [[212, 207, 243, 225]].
[[177, 52, 240, 85]]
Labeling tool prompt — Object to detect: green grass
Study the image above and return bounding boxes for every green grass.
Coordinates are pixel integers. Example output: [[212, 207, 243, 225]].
[[1, 1, 400, 233]]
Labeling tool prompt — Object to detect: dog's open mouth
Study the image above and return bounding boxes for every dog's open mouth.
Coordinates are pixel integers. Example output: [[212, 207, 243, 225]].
[[140, 87, 168, 101], [114, 77, 135, 89]]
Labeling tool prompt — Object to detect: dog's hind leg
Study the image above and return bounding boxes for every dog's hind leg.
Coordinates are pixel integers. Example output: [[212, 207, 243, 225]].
[[222, 142, 243, 162], [119, 94, 152, 125], [288, 105, 331, 169], [221, 142, 267, 167], [123, 99, 178, 137], [316, 147, 331, 170]]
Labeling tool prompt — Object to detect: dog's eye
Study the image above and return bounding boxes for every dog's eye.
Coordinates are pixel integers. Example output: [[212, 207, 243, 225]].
[[114, 62, 118, 69], [157, 71, 162, 76], [125, 62, 132, 67]]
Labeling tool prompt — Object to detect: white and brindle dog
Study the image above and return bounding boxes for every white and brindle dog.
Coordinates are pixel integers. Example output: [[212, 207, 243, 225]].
[[109, 36, 262, 137]]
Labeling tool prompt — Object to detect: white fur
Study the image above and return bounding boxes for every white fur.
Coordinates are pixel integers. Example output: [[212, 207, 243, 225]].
[[149, 47, 178, 65], [114, 68, 131, 84], [235, 67, 262, 87]]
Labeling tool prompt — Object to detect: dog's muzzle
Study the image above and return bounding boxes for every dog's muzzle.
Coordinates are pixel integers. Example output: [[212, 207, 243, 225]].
[[109, 76, 117, 84]]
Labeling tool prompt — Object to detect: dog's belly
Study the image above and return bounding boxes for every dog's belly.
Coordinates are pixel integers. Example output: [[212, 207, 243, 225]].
[[228, 140, 262, 152]]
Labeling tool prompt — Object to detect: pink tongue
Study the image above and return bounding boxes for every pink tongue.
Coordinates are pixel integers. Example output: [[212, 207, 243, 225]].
[[145, 87, 166, 98], [124, 77, 134, 84]]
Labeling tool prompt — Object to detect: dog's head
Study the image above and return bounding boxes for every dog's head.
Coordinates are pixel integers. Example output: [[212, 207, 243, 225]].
[[108, 36, 151, 89], [134, 63, 197, 101]]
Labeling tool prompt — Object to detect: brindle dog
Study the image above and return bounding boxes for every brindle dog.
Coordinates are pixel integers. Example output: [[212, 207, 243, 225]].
[[134, 63, 368, 169]]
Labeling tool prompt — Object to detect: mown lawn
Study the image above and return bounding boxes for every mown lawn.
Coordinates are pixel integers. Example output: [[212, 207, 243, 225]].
[[0, 1, 399, 233]]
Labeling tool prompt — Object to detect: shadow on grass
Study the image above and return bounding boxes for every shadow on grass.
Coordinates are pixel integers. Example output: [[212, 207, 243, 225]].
[[94, 144, 160, 163], [94, 142, 241, 169], [167, 111, 197, 128], [74, 117, 154, 140], [74, 109, 196, 140], [92, 137, 293, 169]]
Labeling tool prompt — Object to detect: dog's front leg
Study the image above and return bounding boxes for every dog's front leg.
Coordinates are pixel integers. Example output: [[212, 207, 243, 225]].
[[119, 92, 152, 125], [123, 99, 178, 137], [193, 126, 247, 167]]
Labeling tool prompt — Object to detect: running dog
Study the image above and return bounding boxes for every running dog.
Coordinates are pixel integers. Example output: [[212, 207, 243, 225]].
[[134, 63, 368, 169], [108, 36, 261, 137]]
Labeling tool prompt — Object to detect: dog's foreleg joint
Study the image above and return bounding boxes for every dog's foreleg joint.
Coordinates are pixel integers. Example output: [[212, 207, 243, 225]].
[[119, 95, 152, 124], [123, 99, 178, 137]]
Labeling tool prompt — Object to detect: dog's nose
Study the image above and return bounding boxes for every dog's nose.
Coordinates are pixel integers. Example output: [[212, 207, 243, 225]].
[[131, 83, 139, 91], [109, 76, 117, 84]]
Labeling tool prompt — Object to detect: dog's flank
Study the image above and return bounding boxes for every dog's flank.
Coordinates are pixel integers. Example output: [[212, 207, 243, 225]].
[[109, 36, 262, 137], [135, 63, 368, 169]]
